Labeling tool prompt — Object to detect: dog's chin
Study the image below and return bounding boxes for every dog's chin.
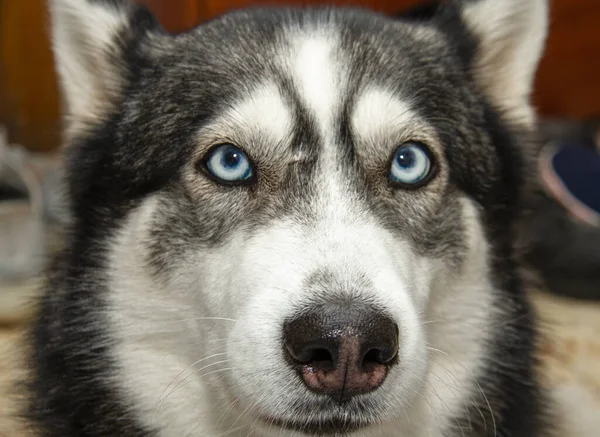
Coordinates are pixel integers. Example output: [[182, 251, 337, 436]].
[[258, 415, 371, 436], [254, 400, 383, 436]]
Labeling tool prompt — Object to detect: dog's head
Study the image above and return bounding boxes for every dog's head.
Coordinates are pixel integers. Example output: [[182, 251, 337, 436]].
[[48, 0, 547, 435]]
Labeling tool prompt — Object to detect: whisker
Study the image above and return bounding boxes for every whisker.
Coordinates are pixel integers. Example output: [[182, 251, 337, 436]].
[[163, 317, 238, 324], [156, 352, 228, 407], [159, 359, 230, 407], [212, 425, 247, 437], [425, 347, 497, 437]]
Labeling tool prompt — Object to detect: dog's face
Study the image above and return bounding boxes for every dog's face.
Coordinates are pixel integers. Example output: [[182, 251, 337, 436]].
[[49, 1, 547, 436]]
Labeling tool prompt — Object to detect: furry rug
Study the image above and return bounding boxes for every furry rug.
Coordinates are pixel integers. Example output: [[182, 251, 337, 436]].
[[0, 286, 598, 436]]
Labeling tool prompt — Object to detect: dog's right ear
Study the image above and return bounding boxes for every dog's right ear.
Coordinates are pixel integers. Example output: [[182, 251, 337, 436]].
[[48, 0, 155, 135]]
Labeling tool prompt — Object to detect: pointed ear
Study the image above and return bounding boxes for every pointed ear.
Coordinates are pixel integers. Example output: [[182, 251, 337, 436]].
[[48, 0, 141, 135], [458, 0, 549, 123]]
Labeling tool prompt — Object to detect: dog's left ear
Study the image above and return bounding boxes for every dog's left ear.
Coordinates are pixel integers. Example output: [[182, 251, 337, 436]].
[[457, 0, 549, 123]]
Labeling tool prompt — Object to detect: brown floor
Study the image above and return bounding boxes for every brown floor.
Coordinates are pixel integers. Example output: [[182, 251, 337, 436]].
[[0, 285, 599, 436]]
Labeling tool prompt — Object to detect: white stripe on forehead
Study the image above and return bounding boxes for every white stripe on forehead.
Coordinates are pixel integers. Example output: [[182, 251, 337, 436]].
[[291, 34, 344, 141], [289, 34, 373, 231]]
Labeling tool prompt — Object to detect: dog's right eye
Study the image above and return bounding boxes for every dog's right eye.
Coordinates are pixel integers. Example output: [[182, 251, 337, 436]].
[[200, 144, 256, 185]]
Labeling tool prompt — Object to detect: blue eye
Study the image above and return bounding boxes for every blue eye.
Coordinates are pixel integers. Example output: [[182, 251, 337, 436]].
[[389, 142, 433, 187], [203, 144, 254, 184]]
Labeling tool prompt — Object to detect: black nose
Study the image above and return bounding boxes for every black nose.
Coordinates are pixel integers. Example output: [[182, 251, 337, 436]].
[[283, 301, 399, 403]]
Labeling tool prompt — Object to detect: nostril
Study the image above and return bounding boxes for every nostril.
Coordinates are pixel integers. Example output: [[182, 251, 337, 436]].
[[361, 346, 396, 370], [309, 348, 334, 366], [285, 343, 336, 369], [361, 349, 379, 373], [363, 348, 383, 365]]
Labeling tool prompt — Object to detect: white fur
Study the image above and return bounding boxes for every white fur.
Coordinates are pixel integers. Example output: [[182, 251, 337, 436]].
[[49, 0, 131, 138], [232, 84, 292, 144], [351, 88, 419, 143], [291, 35, 344, 139], [106, 197, 215, 436], [461, 0, 548, 124], [417, 199, 497, 436], [349, 86, 442, 161], [200, 83, 293, 151]]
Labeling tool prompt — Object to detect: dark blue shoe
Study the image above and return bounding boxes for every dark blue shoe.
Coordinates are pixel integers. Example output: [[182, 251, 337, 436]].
[[540, 143, 600, 227], [522, 122, 600, 301]]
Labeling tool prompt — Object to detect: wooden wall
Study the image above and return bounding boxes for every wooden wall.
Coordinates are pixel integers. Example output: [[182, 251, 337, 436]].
[[0, 0, 61, 152], [1, 0, 599, 152], [536, 0, 600, 118]]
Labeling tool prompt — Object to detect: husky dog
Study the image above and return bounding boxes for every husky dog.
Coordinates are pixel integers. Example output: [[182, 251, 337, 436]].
[[27, 0, 551, 436]]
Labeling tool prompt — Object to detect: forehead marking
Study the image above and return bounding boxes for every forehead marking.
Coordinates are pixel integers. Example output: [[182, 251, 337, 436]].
[[290, 34, 365, 228], [351, 88, 419, 143], [291, 35, 342, 140]]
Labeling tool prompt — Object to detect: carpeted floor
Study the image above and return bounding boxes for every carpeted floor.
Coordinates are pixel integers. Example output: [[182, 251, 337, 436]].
[[0, 285, 599, 436], [531, 290, 600, 436]]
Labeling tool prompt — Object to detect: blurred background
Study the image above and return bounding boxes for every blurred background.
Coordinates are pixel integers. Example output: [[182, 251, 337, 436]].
[[0, 0, 599, 435]]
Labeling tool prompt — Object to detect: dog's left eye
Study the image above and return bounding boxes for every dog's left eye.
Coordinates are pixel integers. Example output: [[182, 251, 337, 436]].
[[388, 142, 434, 187], [202, 144, 255, 184]]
